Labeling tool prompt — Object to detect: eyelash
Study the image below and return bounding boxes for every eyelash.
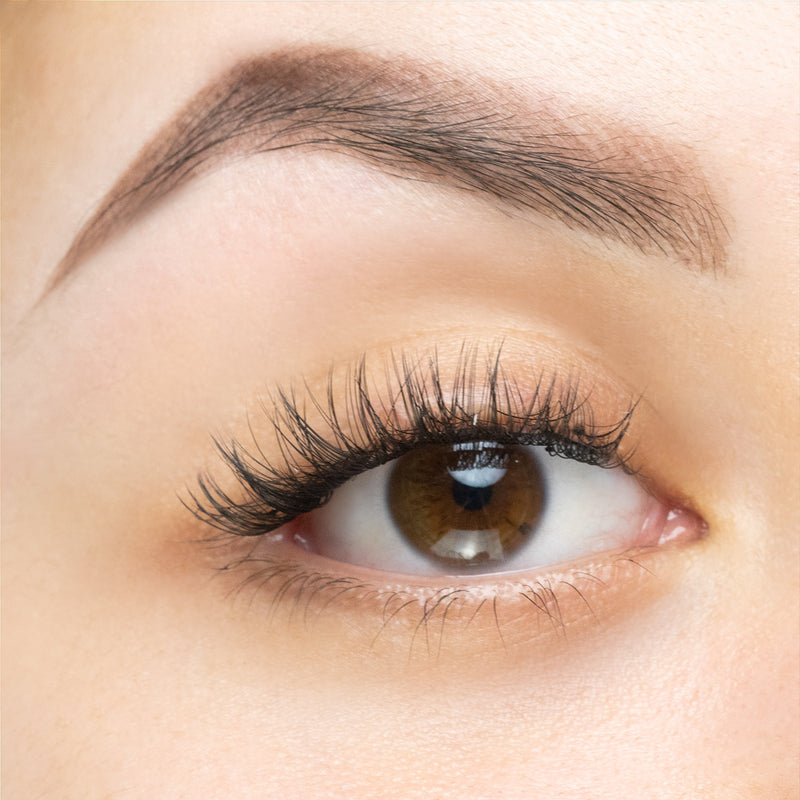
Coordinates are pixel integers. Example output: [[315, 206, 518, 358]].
[[186, 343, 640, 540]]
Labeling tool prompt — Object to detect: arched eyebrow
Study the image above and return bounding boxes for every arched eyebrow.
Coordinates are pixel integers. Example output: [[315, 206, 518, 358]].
[[48, 47, 728, 289]]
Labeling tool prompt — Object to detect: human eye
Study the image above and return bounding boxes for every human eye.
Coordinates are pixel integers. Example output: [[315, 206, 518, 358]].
[[308, 441, 665, 576], [186, 340, 705, 658]]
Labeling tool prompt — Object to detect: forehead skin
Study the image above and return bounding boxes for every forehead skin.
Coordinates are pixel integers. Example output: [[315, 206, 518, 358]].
[[2, 3, 798, 800]]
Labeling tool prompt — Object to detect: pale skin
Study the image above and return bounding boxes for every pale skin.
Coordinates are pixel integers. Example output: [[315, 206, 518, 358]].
[[3, 3, 798, 799]]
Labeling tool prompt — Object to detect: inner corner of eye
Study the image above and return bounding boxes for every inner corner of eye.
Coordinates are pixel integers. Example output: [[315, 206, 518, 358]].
[[276, 440, 705, 579]]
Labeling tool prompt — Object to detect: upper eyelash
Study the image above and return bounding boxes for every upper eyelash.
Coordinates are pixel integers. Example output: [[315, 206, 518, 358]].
[[186, 342, 638, 538]]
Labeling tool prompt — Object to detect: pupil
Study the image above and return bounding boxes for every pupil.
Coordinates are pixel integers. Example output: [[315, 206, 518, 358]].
[[451, 480, 493, 511]]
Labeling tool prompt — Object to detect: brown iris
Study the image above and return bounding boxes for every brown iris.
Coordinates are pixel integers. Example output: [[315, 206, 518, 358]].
[[388, 442, 545, 570]]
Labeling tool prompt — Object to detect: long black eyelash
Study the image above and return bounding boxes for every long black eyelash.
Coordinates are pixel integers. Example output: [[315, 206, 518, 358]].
[[187, 343, 637, 537]]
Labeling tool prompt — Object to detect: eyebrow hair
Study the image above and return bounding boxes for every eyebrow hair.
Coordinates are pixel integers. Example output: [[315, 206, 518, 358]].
[[48, 47, 728, 288]]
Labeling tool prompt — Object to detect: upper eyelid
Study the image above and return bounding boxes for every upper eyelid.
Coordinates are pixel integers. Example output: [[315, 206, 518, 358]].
[[185, 342, 642, 538]]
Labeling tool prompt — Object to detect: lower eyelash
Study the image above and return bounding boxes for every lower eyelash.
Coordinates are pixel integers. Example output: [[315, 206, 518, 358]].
[[186, 341, 640, 539], [210, 542, 662, 661]]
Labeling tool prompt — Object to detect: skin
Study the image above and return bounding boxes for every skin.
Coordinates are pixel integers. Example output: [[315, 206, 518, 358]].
[[3, 3, 798, 798]]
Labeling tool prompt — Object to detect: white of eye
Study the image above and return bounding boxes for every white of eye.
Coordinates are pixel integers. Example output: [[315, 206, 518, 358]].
[[307, 445, 655, 576]]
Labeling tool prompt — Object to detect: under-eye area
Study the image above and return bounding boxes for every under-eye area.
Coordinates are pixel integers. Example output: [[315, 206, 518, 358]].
[[185, 341, 707, 659], [202, 542, 697, 663]]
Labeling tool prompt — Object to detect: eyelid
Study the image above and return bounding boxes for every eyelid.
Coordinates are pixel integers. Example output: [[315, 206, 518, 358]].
[[188, 339, 646, 536], [209, 532, 700, 664]]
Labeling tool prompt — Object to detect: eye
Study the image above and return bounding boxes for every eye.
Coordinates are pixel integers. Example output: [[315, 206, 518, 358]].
[[187, 341, 706, 652], [292, 440, 676, 576]]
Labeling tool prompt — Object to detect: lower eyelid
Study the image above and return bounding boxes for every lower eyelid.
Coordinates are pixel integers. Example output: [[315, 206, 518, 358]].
[[208, 531, 703, 664]]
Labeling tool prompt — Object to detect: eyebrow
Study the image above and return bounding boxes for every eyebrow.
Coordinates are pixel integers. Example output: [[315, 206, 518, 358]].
[[48, 47, 728, 288]]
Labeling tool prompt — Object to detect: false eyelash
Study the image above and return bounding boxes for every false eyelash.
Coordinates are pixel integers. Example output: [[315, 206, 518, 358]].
[[187, 343, 637, 538]]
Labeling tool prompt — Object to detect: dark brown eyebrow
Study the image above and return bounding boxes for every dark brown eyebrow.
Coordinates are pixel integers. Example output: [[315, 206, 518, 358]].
[[48, 47, 728, 289]]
